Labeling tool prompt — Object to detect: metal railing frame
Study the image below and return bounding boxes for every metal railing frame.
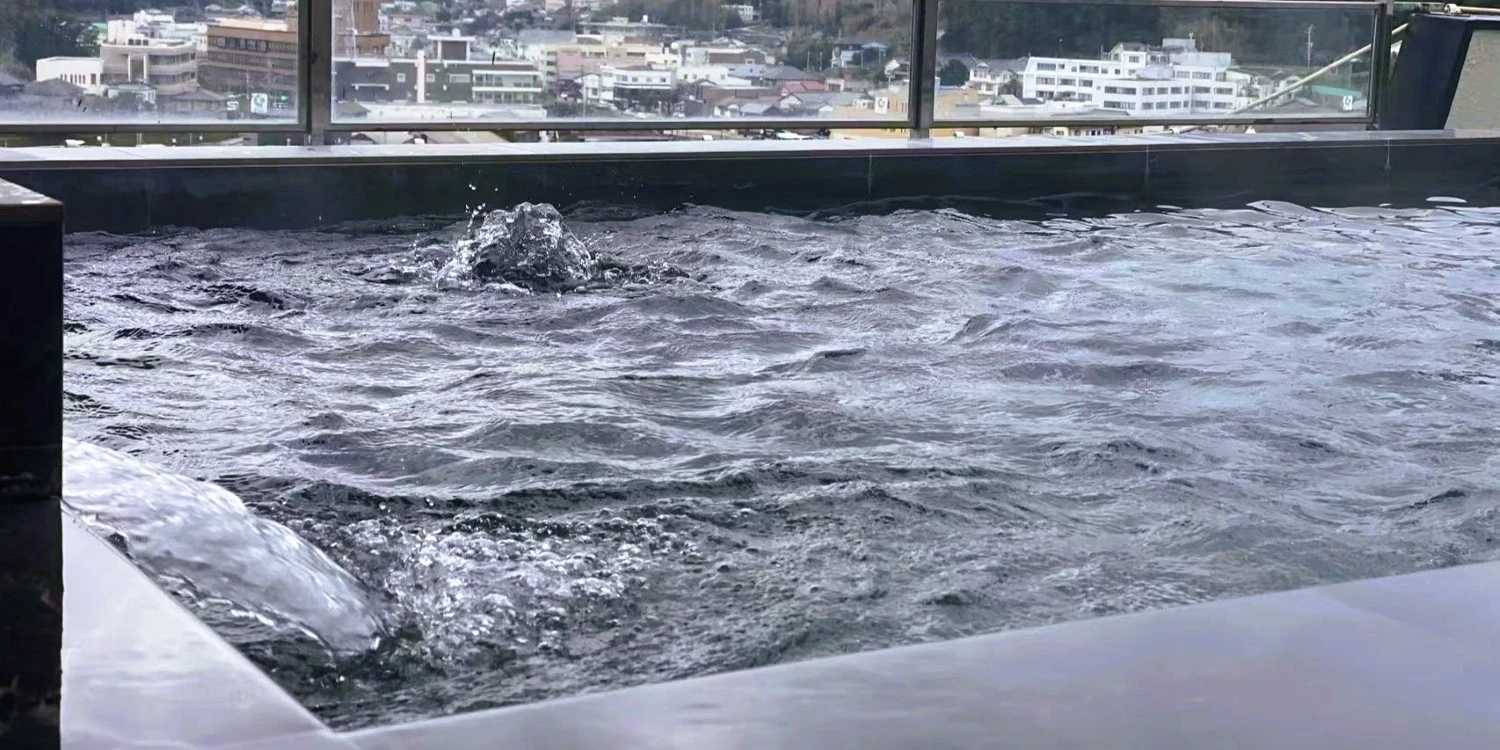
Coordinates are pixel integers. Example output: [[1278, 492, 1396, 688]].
[[0, 0, 1391, 141]]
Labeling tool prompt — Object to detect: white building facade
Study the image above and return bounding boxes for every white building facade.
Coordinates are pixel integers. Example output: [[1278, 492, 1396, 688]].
[[1018, 38, 1269, 115], [99, 18, 200, 95], [35, 57, 104, 91]]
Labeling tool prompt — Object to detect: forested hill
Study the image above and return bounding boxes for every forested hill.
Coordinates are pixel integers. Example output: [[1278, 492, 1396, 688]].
[[941, 4, 1374, 67]]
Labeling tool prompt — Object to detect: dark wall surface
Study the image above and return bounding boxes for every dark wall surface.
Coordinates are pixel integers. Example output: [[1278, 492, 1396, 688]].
[[0, 181, 63, 750], [0, 132, 1497, 233]]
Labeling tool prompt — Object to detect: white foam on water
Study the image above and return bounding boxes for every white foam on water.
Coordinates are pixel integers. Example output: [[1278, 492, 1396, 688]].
[[63, 437, 389, 653]]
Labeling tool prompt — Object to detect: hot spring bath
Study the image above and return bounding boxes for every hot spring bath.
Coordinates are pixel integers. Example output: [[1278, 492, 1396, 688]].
[[60, 200, 1500, 728]]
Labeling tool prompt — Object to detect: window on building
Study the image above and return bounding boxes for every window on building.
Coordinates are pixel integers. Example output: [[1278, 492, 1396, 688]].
[[1193, 86, 1210, 94], [426, 73, 436, 83], [450, 74, 471, 84], [1037, 62, 1057, 71], [396, 73, 406, 83], [1193, 72, 1211, 80]]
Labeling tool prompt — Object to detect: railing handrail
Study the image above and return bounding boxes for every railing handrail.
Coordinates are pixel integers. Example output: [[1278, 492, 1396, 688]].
[[0, 0, 1395, 139]]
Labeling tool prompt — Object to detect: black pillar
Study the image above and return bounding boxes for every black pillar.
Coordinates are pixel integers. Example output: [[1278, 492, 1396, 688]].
[[0, 179, 63, 749]]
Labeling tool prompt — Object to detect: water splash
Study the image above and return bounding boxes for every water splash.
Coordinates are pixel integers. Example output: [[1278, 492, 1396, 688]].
[[438, 202, 602, 292], [425, 202, 684, 293], [330, 511, 687, 666], [63, 438, 390, 653]]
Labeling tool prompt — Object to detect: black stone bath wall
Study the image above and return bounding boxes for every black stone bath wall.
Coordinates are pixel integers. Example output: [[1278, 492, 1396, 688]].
[[0, 179, 63, 749], [0, 130, 1498, 233]]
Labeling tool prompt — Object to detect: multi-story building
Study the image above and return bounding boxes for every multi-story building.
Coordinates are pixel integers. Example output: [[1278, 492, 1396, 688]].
[[1017, 38, 1267, 115], [201, 17, 297, 101], [35, 58, 104, 92], [98, 17, 199, 95], [333, 36, 544, 108], [963, 59, 1024, 98], [679, 44, 771, 67], [581, 64, 677, 111], [334, 0, 390, 58], [578, 17, 676, 45]]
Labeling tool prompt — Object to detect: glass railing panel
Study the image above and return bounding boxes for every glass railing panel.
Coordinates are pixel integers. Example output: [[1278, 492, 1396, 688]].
[[328, 0, 915, 135], [0, 0, 303, 131], [933, 0, 1382, 135]]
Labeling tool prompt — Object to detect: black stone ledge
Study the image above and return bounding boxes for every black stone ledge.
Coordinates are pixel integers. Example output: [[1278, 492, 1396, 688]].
[[0, 178, 62, 749], [1, 130, 1499, 232]]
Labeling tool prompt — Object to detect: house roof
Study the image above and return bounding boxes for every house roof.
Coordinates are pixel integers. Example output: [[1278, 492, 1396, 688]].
[[517, 29, 574, 46], [833, 37, 889, 47], [167, 89, 229, 102], [758, 65, 819, 82], [780, 80, 825, 94], [25, 79, 84, 97], [782, 91, 853, 107]]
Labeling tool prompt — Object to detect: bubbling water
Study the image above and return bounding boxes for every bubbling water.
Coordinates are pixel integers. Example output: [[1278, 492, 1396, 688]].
[[63, 438, 391, 653], [423, 202, 683, 292]]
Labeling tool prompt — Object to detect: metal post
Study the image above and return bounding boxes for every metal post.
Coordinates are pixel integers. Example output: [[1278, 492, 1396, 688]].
[[307, 0, 334, 146], [1368, 0, 1394, 127], [0, 179, 63, 750], [907, 0, 940, 139]]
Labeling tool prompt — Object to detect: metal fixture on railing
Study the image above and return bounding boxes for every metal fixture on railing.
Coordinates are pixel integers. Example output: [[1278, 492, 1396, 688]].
[[1179, 21, 1408, 133], [0, 0, 1399, 141]]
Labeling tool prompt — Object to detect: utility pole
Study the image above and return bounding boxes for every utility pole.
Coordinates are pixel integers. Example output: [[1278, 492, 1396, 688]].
[[1306, 25, 1314, 67]]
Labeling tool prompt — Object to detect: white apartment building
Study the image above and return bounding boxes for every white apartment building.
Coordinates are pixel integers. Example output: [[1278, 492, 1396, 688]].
[[35, 57, 104, 92], [99, 17, 199, 95], [471, 64, 544, 105], [581, 64, 675, 107], [723, 4, 758, 23], [676, 65, 746, 86], [125, 10, 209, 52], [1019, 38, 1266, 115]]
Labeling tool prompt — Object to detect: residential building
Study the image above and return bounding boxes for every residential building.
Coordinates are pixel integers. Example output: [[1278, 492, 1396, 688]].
[[98, 17, 199, 95], [578, 17, 676, 45], [827, 85, 984, 137], [830, 38, 889, 69], [35, 58, 103, 92], [1018, 38, 1269, 115], [334, 54, 543, 106], [201, 17, 297, 101], [964, 59, 1025, 97], [723, 4, 758, 23], [334, 0, 390, 57], [581, 64, 676, 111], [679, 44, 770, 67]]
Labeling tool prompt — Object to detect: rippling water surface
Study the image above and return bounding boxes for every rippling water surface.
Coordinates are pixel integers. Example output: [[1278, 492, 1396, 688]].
[[62, 201, 1500, 728]]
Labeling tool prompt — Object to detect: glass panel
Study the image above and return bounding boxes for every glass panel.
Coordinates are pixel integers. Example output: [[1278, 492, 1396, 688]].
[[330, 0, 913, 137], [934, 0, 1379, 134], [0, 0, 301, 130]]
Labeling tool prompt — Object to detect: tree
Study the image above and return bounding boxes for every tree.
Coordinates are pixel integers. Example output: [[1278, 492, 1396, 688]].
[[722, 12, 745, 31], [938, 58, 969, 87]]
